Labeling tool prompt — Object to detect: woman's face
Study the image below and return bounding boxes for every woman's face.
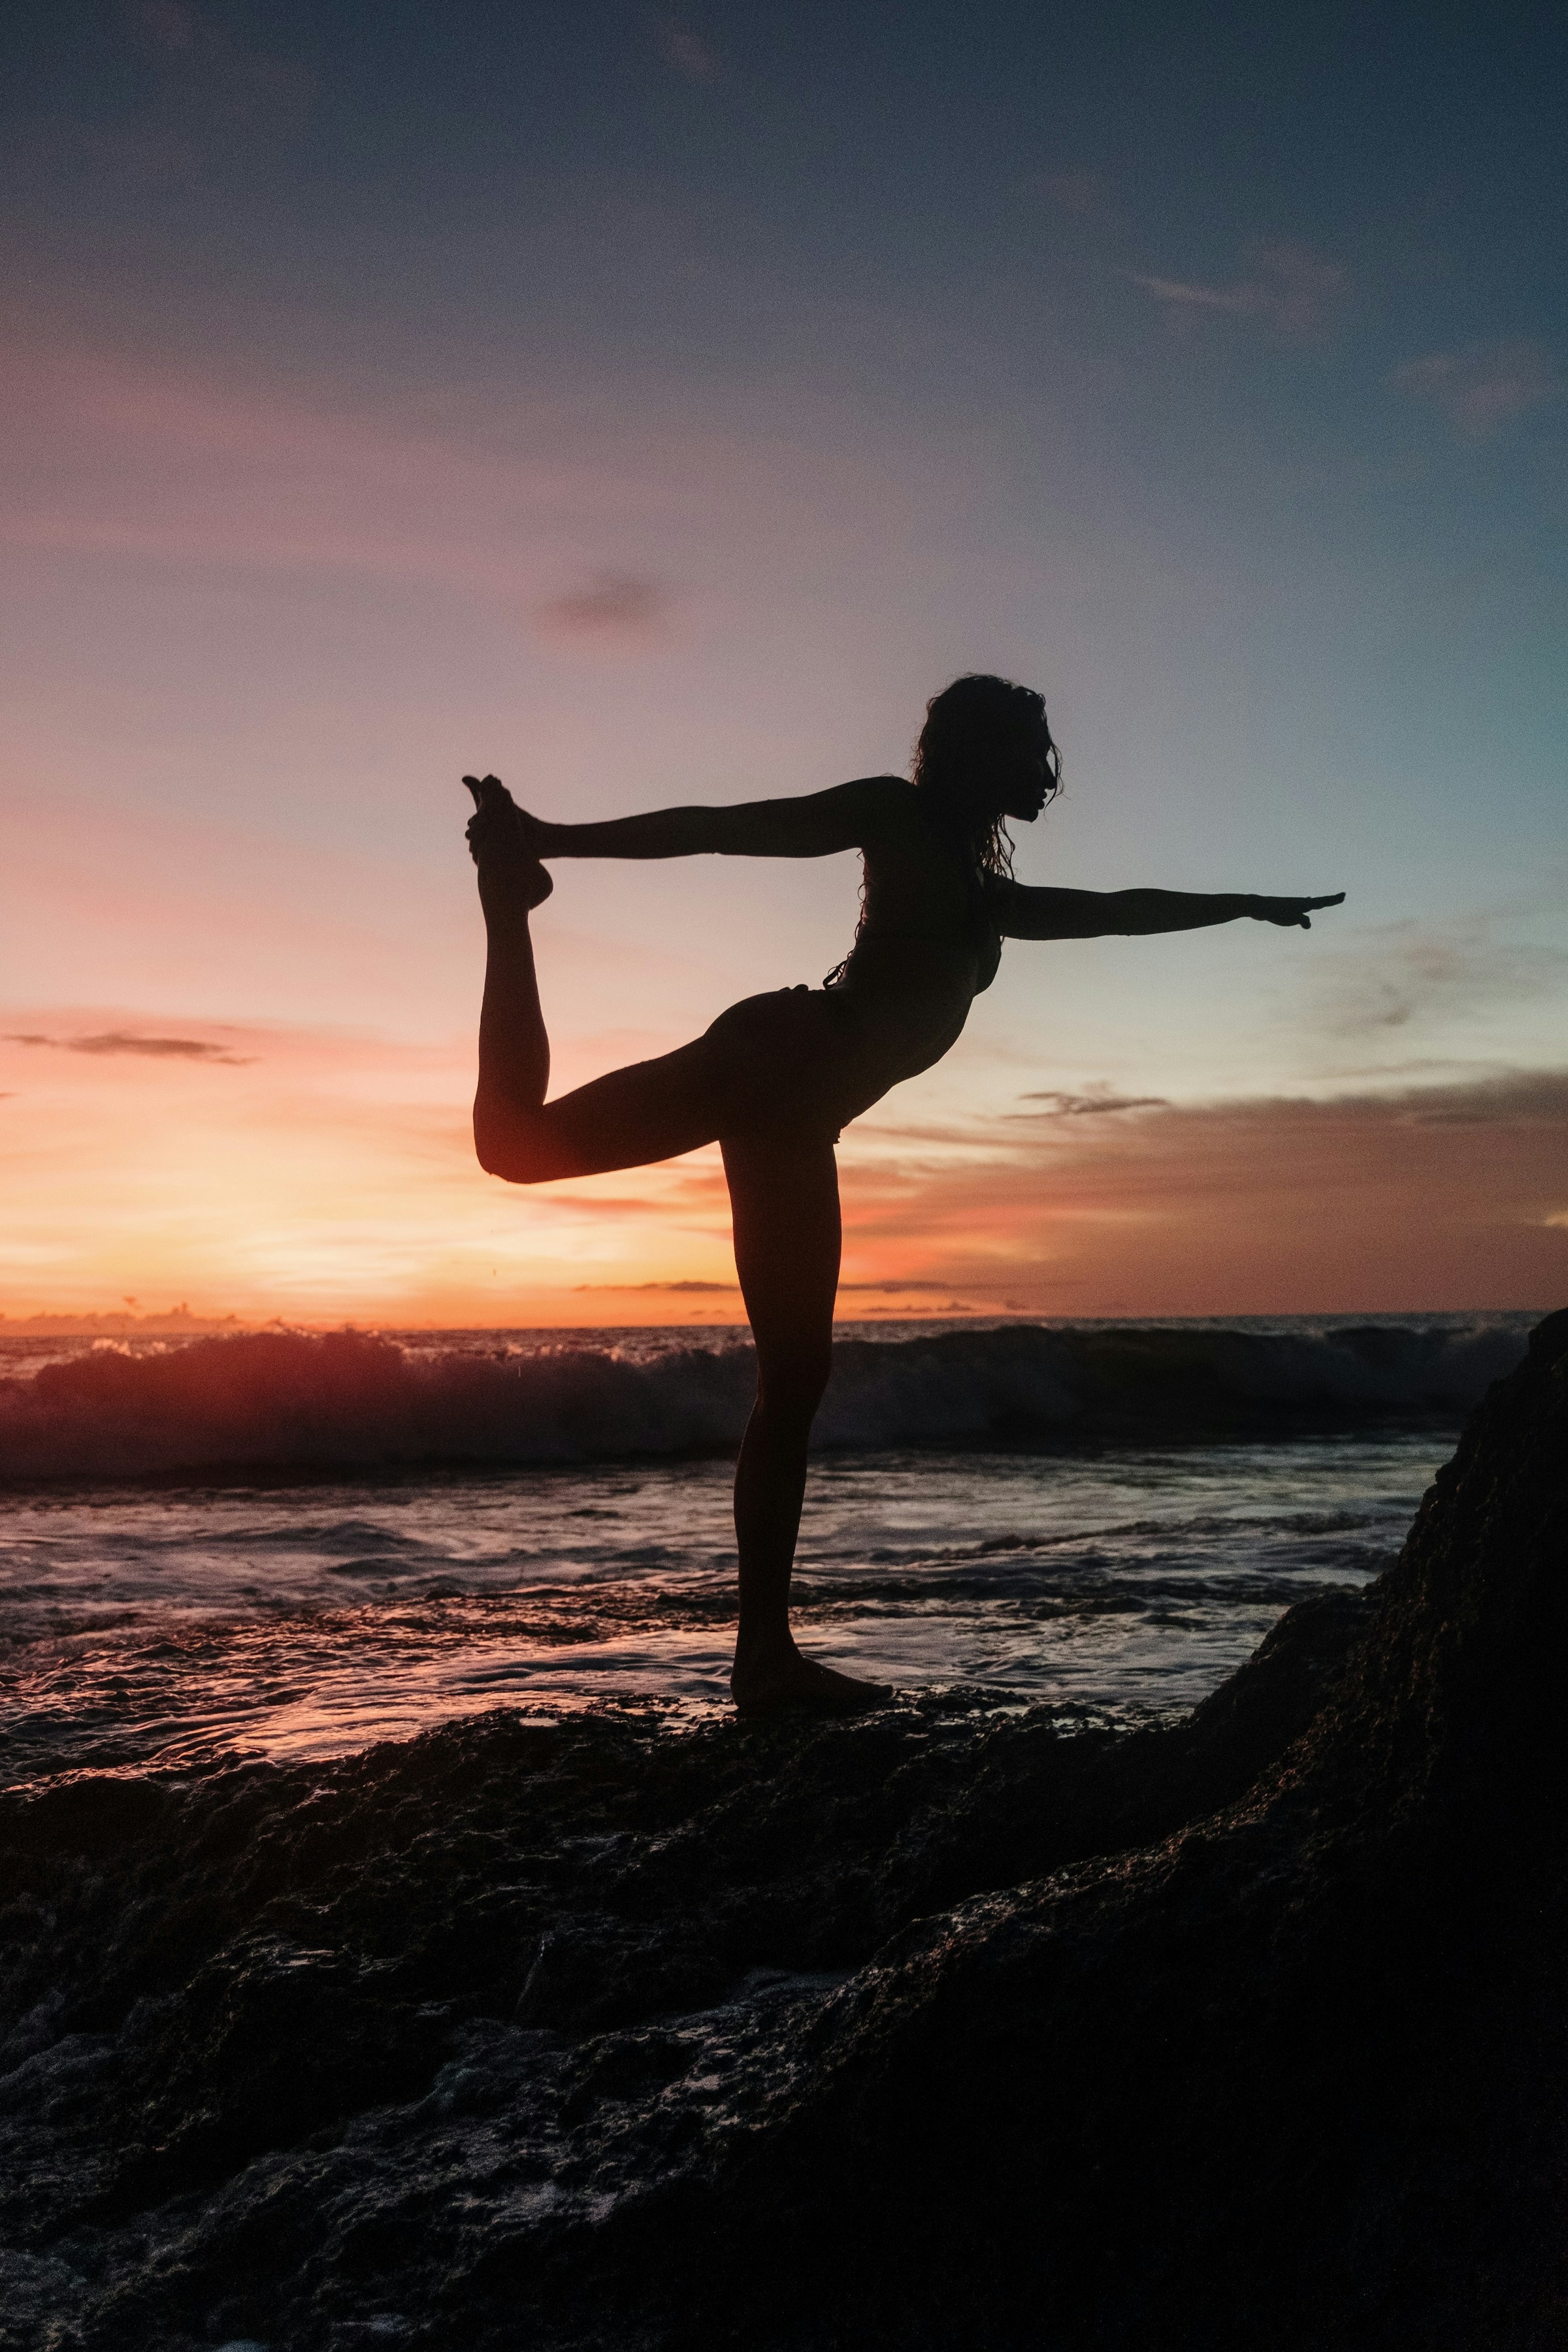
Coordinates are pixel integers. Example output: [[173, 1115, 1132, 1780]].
[[992, 725, 1056, 824]]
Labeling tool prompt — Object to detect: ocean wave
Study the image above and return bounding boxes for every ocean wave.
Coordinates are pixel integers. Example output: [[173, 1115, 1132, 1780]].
[[0, 1320, 1533, 1482]]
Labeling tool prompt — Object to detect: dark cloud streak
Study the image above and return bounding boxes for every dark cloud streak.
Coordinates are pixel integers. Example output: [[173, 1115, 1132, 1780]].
[[5, 1031, 254, 1065], [1019, 1089, 1170, 1117], [572, 1279, 736, 1292]]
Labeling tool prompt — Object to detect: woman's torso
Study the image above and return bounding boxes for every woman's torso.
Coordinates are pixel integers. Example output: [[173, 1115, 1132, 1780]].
[[826, 779, 1002, 1091]]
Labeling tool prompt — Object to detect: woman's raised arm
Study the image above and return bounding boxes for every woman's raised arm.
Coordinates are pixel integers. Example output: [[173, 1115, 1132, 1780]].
[[992, 881, 1345, 938], [519, 775, 905, 862]]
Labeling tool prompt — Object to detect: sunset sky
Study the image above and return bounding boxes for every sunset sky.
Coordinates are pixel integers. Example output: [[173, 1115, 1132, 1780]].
[[3, 0, 1565, 1323]]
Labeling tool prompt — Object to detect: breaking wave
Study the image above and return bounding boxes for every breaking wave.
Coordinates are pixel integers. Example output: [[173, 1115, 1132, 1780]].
[[0, 1320, 1535, 1481]]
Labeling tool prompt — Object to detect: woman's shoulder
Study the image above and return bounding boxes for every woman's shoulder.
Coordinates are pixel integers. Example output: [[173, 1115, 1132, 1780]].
[[839, 775, 920, 838]]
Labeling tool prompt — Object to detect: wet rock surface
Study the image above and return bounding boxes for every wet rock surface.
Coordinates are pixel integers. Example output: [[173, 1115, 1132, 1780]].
[[3, 1312, 1566, 2350]]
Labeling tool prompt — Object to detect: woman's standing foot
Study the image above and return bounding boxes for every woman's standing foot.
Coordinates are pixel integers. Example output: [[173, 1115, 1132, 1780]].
[[730, 1640, 892, 1719]]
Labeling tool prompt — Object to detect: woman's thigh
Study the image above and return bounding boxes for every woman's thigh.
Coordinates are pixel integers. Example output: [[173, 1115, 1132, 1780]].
[[525, 989, 864, 1181], [723, 1130, 841, 1403], [525, 1036, 728, 1178]]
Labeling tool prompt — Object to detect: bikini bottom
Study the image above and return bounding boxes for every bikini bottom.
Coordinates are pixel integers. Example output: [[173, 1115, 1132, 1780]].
[[700, 985, 884, 1145]]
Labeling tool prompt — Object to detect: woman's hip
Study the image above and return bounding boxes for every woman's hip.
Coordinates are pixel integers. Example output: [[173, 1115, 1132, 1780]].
[[702, 987, 882, 1139]]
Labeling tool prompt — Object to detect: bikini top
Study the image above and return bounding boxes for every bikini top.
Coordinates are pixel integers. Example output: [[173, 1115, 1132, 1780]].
[[826, 820, 1004, 996]]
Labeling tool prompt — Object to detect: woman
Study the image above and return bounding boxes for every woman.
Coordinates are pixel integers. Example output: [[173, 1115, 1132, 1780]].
[[465, 673, 1343, 1717]]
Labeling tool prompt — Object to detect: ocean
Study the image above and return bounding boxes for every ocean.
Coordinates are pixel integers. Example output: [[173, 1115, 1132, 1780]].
[[0, 1313, 1535, 1789]]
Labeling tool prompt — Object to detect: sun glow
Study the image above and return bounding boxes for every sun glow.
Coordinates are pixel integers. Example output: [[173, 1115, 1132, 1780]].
[[3, 1007, 1563, 1325]]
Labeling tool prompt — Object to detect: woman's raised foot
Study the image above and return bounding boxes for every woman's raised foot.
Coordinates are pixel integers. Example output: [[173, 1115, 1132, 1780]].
[[730, 1642, 892, 1720], [463, 774, 553, 909]]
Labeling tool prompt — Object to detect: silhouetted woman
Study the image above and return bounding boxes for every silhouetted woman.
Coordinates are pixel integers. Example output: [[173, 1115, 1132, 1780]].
[[465, 674, 1341, 1716]]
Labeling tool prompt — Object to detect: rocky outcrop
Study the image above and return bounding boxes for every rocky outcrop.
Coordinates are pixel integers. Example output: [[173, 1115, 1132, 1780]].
[[1, 1312, 1564, 2351]]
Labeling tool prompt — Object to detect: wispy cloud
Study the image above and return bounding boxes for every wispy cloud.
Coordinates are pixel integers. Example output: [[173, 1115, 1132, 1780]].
[[1307, 922, 1568, 1039], [1130, 240, 1347, 341], [572, 1277, 736, 1292], [838, 1279, 964, 1293], [1018, 1087, 1169, 1117], [5, 1030, 255, 1064], [1388, 339, 1556, 438], [655, 20, 721, 84], [531, 572, 674, 646]]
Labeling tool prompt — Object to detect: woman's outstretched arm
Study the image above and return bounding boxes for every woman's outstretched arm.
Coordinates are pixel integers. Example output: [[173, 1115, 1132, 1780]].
[[515, 775, 904, 862], [992, 883, 1345, 939]]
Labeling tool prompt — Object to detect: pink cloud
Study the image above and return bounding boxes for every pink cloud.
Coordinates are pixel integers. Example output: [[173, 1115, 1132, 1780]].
[[532, 574, 674, 647]]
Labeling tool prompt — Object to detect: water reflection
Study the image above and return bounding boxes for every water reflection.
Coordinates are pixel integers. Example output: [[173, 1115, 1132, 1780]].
[[1, 1436, 1441, 1782]]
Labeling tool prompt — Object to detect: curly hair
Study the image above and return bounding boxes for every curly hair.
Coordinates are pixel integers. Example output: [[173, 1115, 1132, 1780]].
[[913, 672, 1062, 885]]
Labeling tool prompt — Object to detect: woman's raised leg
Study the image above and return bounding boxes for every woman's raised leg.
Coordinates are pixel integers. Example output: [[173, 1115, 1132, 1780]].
[[470, 787, 553, 1161], [468, 779, 728, 1180], [725, 1130, 891, 1717]]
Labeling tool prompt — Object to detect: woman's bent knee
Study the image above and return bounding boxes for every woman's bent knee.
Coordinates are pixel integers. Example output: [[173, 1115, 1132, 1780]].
[[474, 1111, 573, 1184]]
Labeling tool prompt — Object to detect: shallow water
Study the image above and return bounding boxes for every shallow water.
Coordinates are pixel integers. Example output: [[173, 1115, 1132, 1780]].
[[0, 1429, 1443, 1783]]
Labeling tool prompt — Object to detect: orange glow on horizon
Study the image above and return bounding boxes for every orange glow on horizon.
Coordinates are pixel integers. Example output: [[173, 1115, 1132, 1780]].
[[3, 1011, 1563, 1326]]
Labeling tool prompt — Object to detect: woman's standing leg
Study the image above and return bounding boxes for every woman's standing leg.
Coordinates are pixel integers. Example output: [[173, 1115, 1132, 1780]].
[[724, 1130, 890, 1716]]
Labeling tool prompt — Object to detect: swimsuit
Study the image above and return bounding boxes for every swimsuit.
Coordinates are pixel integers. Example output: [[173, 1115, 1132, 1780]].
[[703, 823, 1004, 1144], [702, 985, 880, 1143]]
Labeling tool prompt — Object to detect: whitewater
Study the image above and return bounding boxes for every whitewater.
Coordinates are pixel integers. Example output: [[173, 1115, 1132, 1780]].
[[0, 1315, 1535, 1786]]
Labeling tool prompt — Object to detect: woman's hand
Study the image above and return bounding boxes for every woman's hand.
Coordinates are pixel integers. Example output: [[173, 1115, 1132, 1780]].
[[1250, 892, 1345, 930], [463, 774, 551, 860]]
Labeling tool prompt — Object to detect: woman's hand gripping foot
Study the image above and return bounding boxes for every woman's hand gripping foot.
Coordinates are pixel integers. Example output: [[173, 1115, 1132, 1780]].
[[730, 1639, 893, 1720], [463, 774, 553, 909]]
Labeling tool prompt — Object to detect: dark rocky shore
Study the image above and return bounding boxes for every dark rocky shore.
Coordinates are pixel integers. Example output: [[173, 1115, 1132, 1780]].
[[3, 1312, 1566, 2351]]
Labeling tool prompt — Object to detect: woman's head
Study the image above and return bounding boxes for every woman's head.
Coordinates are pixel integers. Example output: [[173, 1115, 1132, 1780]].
[[914, 674, 1062, 836]]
